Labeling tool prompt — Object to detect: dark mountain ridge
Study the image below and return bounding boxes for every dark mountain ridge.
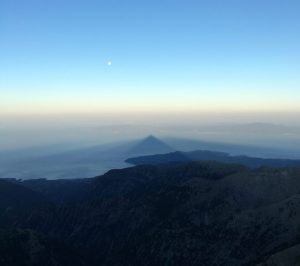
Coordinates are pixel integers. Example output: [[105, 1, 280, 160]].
[[1, 161, 300, 265]]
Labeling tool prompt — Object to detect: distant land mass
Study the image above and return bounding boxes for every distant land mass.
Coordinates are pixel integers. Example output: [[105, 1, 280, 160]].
[[126, 150, 300, 168], [0, 135, 300, 180]]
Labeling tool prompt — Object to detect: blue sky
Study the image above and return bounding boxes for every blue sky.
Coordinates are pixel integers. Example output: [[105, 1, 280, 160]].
[[1, 0, 300, 114]]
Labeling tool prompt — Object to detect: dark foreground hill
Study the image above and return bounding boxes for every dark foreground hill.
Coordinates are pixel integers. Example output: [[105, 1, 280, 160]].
[[126, 150, 300, 168], [1, 162, 300, 265], [0, 229, 84, 266]]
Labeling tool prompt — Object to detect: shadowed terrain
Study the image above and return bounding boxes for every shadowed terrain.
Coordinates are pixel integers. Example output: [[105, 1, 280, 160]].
[[1, 161, 300, 265]]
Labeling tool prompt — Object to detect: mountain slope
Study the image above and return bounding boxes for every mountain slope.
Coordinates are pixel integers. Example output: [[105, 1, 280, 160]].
[[4, 163, 297, 266], [17, 178, 92, 203], [0, 179, 52, 228], [0, 229, 84, 266], [256, 244, 300, 266]]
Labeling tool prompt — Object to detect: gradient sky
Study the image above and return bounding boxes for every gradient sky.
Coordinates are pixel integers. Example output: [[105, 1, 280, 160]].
[[1, 0, 300, 114]]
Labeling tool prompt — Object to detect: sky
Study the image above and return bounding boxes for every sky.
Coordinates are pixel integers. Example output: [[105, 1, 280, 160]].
[[1, 0, 300, 115]]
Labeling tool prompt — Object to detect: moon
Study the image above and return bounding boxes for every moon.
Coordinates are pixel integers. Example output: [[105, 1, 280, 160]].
[[107, 61, 112, 66]]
